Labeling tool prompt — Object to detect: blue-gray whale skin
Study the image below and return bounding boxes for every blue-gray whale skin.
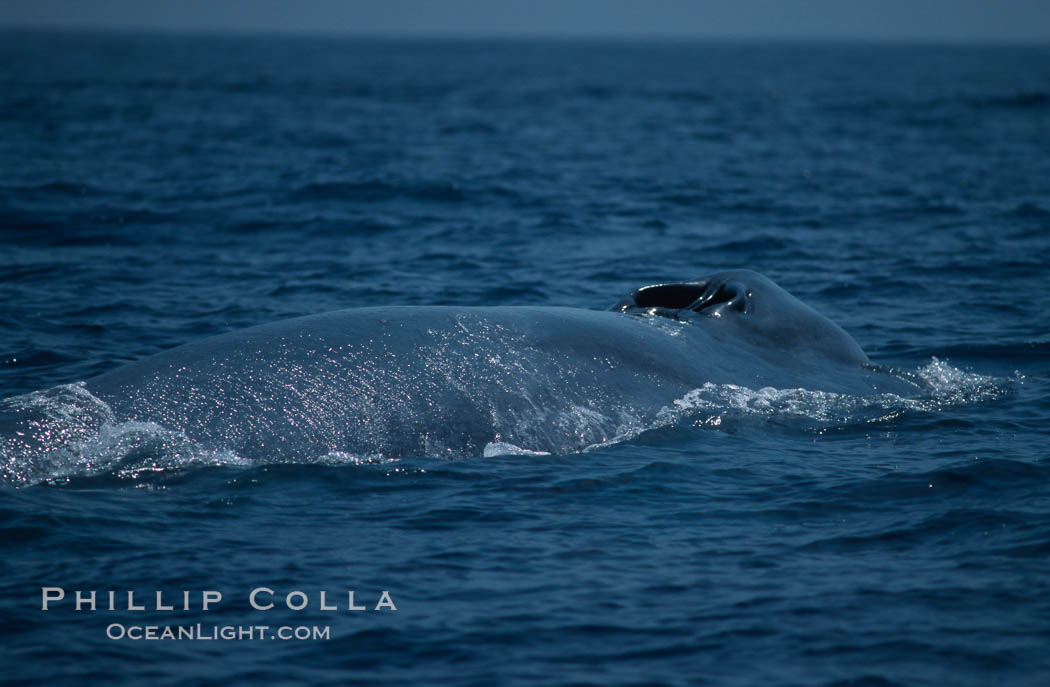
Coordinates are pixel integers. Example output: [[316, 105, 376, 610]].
[[83, 270, 920, 459]]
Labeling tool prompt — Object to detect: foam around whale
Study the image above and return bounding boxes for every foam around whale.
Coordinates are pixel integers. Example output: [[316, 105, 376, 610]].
[[0, 271, 1005, 486]]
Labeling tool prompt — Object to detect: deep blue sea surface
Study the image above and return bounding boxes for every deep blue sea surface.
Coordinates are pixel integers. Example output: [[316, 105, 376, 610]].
[[2, 31, 1049, 686]]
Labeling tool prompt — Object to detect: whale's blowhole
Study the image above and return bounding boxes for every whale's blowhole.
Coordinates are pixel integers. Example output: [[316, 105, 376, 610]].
[[632, 283, 708, 309], [617, 280, 748, 318]]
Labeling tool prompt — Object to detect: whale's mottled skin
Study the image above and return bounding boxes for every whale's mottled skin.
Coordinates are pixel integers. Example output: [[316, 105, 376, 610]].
[[82, 270, 921, 459]]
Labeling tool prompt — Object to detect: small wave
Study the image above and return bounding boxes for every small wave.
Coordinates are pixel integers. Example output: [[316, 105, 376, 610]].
[[483, 442, 552, 458], [45, 421, 251, 486], [924, 340, 1049, 363], [1007, 201, 1050, 219], [289, 179, 466, 204], [0, 384, 246, 487], [972, 91, 1050, 110], [1, 383, 114, 487]]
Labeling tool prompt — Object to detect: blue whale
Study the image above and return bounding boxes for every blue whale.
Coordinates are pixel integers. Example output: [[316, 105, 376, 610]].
[[77, 270, 920, 460]]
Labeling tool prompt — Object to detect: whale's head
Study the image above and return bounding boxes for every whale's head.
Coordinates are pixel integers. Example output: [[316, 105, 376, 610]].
[[614, 269, 870, 367]]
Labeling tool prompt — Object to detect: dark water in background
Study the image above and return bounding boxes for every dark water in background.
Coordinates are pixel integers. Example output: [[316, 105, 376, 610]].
[[2, 30, 1050, 686]]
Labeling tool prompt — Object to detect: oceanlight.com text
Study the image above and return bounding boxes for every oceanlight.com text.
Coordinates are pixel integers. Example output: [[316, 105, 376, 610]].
[[105, 623, 331, 641]]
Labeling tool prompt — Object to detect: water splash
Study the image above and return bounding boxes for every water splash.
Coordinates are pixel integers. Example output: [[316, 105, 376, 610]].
[[0, 383, 247, 487], [483, 441, 552, 457], [586, 358, 1012, 449], [0, 359, 1012, 487], [667, 358, 1005, 422]]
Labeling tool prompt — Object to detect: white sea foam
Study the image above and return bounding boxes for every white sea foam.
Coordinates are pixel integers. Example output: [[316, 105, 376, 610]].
[[483, 441, 552, 457], [581, 358, 1011, 451], [0, 383, 247, 486], [668, 358, 1003, 421]]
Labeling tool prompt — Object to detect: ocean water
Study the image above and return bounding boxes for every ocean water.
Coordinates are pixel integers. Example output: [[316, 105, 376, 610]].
[[2, 31, 1049, 686]]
